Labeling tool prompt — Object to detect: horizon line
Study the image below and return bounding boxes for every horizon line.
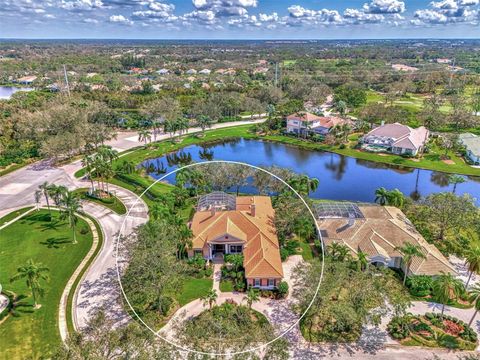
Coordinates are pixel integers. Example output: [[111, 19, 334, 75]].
[[1, 37, 480, 41]]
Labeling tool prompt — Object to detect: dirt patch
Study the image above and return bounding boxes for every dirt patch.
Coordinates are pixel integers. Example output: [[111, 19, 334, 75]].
[[442, 159, 455, 165], [411, 158, 420, 162]]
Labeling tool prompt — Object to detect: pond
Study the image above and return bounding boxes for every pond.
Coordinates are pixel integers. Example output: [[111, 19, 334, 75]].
[[0, 86, 34, 100], [141, 138, 480, 204]]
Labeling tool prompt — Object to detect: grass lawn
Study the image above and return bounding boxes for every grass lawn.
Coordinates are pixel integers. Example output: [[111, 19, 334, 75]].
[[219, 279, 234, 292], [0, 209, 94, 359], [176, 277, 213, 306], [298, 241, 315, 261], [72, 188, 127, 215], [0, 206, 33, 227], [74, 124, 480, 203]]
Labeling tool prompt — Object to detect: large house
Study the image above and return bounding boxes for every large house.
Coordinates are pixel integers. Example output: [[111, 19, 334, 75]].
[[286, 112, 351, 136], [315, 202, 456, 276], [189, 192, 283, 289], [361, 123, 429, 156], [459, 133, 480, 165]]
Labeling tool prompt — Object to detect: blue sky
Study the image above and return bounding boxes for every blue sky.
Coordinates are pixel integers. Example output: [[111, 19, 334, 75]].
[[1, 1, 479, 39]]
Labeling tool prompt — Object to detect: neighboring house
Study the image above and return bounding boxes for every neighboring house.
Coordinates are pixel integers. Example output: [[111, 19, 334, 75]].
[[459, 133, 480, 165], [189, 192, 284, 289], [16, 75, 37, 85], [156, 68, 169, 75], [316, 203, 456, 276], [361, 123, 429, 156], [436, 58, 452, 64], [199, 68, 211, 75], [392, 64, 418, 72], [286, 112, 351, 136], [186, 69, 197, 75]]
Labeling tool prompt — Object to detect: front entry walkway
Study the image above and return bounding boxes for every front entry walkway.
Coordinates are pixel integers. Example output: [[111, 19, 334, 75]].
[[212, 263, 222, 292]]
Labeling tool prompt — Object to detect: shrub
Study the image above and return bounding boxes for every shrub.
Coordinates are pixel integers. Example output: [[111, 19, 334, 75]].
[[204, 267, 213, 277], [79, 226, 89, 235], [438, 334, 460, 349], [280, 248, 289, 261], [406, 275, 433, 297], [339, 143, 346, 149], [277, 281, 289, 298]]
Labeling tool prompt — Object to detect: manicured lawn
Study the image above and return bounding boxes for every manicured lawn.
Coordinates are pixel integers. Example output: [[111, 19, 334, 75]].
[[176, 277, 213, 306], [0, 206, 33, 226], [72, 188, 127, 215], [0, 210, 94, 359], [76, 124, 480, 202], [219, 279, 234, 292], [298, 241, 315, 261]]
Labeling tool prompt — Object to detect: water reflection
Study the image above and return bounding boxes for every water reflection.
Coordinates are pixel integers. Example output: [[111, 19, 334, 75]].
[[140, 138, 480, 204]]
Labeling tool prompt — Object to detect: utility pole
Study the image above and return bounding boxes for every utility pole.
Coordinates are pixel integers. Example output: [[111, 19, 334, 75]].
[[448, 58, 455, 88], [274, 62, 278, 87], [63, 64, 70, 97]]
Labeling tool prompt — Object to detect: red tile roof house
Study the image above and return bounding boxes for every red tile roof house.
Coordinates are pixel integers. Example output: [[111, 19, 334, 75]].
[[286, 112, 350, 137], [361, 123, 429, 156], [189, 192, 283, 289]]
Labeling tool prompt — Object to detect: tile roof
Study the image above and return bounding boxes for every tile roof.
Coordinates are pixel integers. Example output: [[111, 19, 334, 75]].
[[365, 123, 429, 150], [459, 133, 480, 157], [191, 196, 283, 278], [318, 205, 456, 276], [286, 112, 323, 122]]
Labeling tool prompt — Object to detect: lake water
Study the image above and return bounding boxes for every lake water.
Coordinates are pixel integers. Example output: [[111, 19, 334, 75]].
[[141, 138, 480, 204], [0, 86, 34, 100]]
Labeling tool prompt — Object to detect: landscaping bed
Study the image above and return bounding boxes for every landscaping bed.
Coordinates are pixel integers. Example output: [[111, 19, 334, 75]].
[[72, 188, 127, 215], [388, 312, 478, 350]]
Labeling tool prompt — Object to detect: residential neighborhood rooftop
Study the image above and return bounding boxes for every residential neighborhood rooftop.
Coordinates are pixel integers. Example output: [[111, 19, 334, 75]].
[[318, 204, 456, 276], [190, 195, 283, 279]]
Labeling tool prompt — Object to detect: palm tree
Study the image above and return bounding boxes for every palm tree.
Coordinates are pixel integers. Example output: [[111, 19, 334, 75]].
[[202, 289, 218, 310], [357, 251, 369, 272], [469, 283, 480, 326], [245, 287, 260, 309], [295, 217, 315, 241], [449, 174, 466, 194], [196, 115, 212, 134], [395, 243, 426, 285], [177, 117, 190, 135], [38, 182, 52, 218], [388, 189, 405, 208], [48, 185, 68, 206], [374, 187, 390, 205], [34, 190, 42, 211], [10, 259, 49, 309], [432, 272, 464, 318], [327, 243, 351, 262], [138, 128, 151, 145], [59, 191, 83, 244], [81, 154, 96, 193], [465, 246, 480, 288]]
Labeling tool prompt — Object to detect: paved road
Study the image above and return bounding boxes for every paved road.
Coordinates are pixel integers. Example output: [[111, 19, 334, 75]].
[[0, 118, 265, 212], [1, 117, 479, 358], [74, 184, 149, 330]]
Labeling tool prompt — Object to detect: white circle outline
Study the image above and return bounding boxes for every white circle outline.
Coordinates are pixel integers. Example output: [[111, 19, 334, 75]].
[[115, 160, 325, 356]]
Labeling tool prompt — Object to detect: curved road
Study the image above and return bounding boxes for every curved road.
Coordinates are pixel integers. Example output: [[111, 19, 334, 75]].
[[1, 118, 479, 359]]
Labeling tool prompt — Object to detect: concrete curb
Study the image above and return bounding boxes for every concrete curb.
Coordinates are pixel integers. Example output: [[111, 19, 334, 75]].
[[57, 210, 101, 343]]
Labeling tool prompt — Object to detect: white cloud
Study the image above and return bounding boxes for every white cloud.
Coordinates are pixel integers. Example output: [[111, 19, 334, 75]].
[[287, 5, 343, 25], [414, 0, 479, 24], [191, 0, 257, 17], [344, 8, 385, 23], [59, 0, 104, 11], [83, 17, 99, 23], [109, 14, 133, 24], [363, 0, 406, 14]]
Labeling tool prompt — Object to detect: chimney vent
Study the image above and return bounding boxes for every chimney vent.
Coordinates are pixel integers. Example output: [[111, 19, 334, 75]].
[[250, 204, 256, 217]]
